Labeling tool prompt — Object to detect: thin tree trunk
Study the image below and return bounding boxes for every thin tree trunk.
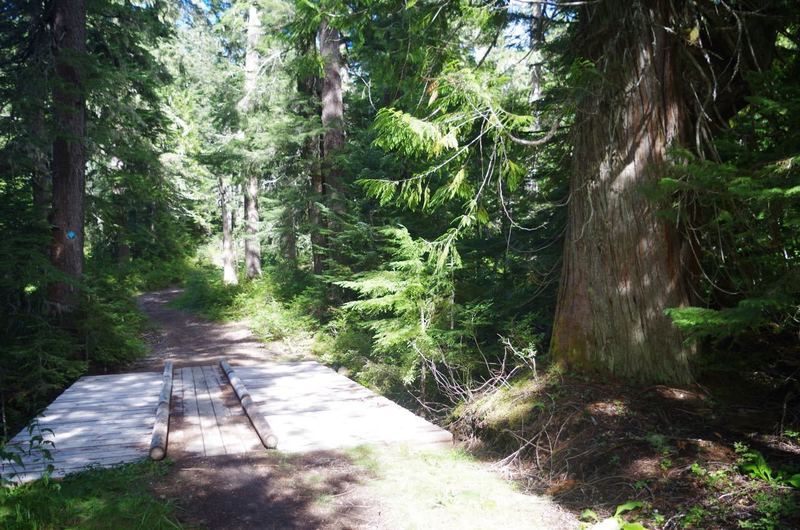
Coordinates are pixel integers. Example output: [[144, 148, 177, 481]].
[[282, 206, 297, 263], [48, 0, 86, 311], [309, 136, 324, 274], [219, 176, 238, 285], [524, 1, 545, 193], [244, 172, 261, 278], [550, 1, 694, 384], [239, 5, 261, 114], [528, 2, 544, 109], [30, 107, 50, 223], [240, 5, 262, 279], [296, 34, 325, 274], [117, 238, 131, 264], [114, 196, 131, 265], [115, 202, 131, 265]]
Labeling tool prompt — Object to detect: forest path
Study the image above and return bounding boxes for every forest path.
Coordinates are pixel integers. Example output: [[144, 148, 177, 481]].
[[135, 288, 578, 529], [133, 288, 310, 371]]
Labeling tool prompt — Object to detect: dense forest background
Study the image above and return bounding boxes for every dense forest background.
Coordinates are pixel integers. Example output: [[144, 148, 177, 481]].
[[1, 0, 798, 527]]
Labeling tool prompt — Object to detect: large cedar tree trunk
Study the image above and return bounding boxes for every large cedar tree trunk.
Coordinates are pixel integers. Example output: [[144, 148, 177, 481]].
[[319, 17, 345, 211], [242, 5, 262, 279], [550, 1, 694, 384], [48, 0, 86, 311], [308, 17, 345, 276]]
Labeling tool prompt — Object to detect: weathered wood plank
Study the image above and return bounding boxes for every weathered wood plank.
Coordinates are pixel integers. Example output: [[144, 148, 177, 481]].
[[9, 427, 151, 448], [1, 371, 161, 483], [11, 423, 153, 442], [41, 394, 160, 406], [2, 451, 147, 475], [8, 444, 149, 466], [202, 365, 234, 421], [55, 379, 161, 391], [41, 402, 157, 415], [176, 367, 205, 456], [57, 381, 161, 397], [201, 365, 248, 455], [37, 411, 155, 425], [29, 418, 155, 432], [192, 366, 226, 456], [173, 366, 184, 415], [232, 360, 453, 453], [52, 385, 161, 397]]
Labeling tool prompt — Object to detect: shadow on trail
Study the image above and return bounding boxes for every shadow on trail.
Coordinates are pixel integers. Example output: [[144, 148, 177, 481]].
[[157, 451, 377, 530]]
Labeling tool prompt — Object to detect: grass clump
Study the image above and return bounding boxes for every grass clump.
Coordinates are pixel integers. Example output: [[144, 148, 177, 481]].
[[171, 259, 314, 342], [0, 461, 182, 529], [462, 377, 548, 431]]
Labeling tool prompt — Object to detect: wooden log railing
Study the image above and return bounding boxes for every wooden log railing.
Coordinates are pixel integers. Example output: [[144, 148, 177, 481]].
[[149, 361, 173, 460], [219, 360, 278, 449]]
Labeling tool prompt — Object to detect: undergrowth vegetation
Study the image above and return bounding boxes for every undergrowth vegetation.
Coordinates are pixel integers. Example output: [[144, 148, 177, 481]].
[[0, 461, 182, 529], [171, 254, 314, 342], [0, 255, 191, 438]]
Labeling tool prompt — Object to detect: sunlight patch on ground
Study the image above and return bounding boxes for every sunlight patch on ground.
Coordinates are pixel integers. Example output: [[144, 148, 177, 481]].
[[347, 445, 577, 530]]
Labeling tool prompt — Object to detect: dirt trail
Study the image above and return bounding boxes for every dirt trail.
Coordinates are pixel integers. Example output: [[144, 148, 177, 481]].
[[133, 288, 308, 371], [136, 289, 382, 528], [136, 288, 578, 529]]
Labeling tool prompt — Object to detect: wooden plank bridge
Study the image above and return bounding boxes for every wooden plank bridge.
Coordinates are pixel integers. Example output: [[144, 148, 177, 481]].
[[0, 372, 163, 483], [1, 360, 452, 483]]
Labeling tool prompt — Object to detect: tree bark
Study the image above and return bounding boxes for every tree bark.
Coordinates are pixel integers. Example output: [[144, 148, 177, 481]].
[[550, 1, 694, 384], [48, 0, 86, 311], [307, 17, 346, 276], [319, 17, 345, 215], [296, 34, 324, 274], [528, 1, 544, 108], [241, 5, 262, 279], [309, 136, 325, 275], [30, 106, 51, 223], [239, 5, 261, 114], [219, 176, 238, 285], [244, 174, 261, 278], [281, 206, 297, 263], [114, 194, 131, 265]]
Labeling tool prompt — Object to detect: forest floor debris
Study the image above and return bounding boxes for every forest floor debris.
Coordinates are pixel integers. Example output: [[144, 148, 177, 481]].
[[455, 369, 800, 529]]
